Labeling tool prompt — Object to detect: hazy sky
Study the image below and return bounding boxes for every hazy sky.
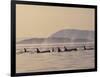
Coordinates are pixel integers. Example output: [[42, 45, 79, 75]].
[[16, 4, 95, 38]]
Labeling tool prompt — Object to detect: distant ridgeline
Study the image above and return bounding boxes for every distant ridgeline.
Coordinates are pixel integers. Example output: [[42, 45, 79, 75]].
[[17, 29, 94, 44]]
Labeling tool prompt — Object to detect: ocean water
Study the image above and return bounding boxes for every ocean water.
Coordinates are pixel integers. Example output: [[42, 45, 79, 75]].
[[16, 42, 95, 73]]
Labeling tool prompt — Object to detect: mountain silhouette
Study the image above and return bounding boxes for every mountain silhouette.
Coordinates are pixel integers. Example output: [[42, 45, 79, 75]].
[[50, 29, 94, 40], [17, 29, 94, 44]]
